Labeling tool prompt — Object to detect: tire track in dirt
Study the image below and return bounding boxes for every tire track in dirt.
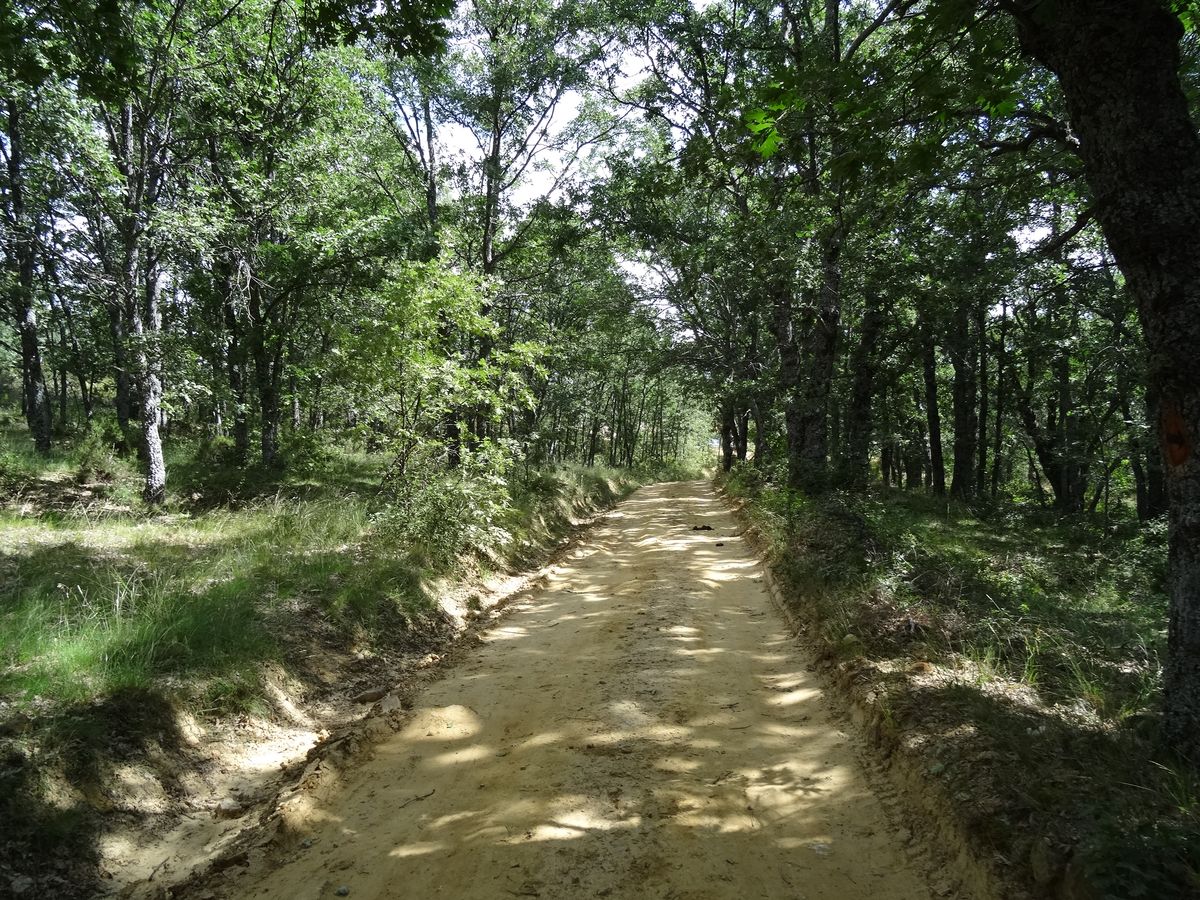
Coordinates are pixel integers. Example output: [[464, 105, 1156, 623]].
[[215, 480, 934, 900]]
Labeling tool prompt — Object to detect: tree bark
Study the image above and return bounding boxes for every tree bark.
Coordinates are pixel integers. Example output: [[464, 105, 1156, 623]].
[[990, 298, 1008, 498], [719, 400, 735, 472], [249, 275, 283, 469], [976, 299, 988, 492], [793, 223, 843, 492], [769, 277, 806, 490], [220, 252, 250, 462], [136, 263, 167, 503], [750, 397, 768, 467], [109, 301, 133, 443]]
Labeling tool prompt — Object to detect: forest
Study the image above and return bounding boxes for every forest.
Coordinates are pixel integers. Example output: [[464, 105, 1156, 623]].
[[2, 0, 1199, 898]]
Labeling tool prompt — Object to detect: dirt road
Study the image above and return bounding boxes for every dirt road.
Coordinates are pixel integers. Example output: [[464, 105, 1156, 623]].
[[230, 481, 932, 900]]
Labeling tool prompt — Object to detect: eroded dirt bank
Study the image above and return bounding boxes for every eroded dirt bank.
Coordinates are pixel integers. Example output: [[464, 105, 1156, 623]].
[[193, 481, 935, 900]]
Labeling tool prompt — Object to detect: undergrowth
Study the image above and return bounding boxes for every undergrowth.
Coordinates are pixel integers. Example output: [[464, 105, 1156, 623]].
[[721, 462, 1197, 899], [1, 443, 643, 715]]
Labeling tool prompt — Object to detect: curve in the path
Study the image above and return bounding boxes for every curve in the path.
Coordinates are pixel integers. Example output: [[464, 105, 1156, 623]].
[[230, 480, 932, 900]]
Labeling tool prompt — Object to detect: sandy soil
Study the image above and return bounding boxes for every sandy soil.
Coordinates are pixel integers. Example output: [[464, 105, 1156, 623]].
[[220, 481, 933, 900]]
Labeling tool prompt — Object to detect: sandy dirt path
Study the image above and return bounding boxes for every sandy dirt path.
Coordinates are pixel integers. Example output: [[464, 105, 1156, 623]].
[[229, 481, 932, 900]]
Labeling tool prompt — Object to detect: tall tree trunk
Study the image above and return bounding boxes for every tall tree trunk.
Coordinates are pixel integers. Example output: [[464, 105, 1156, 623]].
[[221, 252, 250, 462], [15, 290, 51, 452], [793, 223, 843, 492], [109, 301, 133, 443], [1144, 385, 1169, 519], [719, 400, 735, 473], [136, 263, 167, 503], [5, 98, 52, 453], [43, 249, 92, 422], [976, 299, 989, 492], [114, 96, 168, 503], [1052, 351, 1085, 512], [921, 320, 946, 496], [289, 364, 301, 430], [880, 443, 894, 488], [1004, 0, 1200, 758], [949, 299, 978, 499], [750, 397, 768, 467], [249, 275, 282, 469], [1127, 393, 1153, 521], [990, 298, 1009, 498], [55, 367, 67, 424], [769, 277, 806, 489], [840, 296, 884, 487], [1012, 369, 1080, 512]]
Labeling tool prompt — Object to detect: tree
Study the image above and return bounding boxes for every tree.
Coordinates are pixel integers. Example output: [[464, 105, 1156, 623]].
[[978, 0, 1200, 761]]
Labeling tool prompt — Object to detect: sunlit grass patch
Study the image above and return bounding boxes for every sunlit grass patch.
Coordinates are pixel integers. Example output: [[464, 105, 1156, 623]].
[[1, 484, 449, 700]]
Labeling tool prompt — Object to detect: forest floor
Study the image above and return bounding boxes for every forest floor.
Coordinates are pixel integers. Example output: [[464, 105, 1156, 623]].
[[178, 481, 939, 900], [722, 469, 1199, 899]]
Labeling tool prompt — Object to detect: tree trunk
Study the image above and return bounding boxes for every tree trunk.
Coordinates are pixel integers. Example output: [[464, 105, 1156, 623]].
[[220, 253, 250, 462], [735, 409, 750, 462], [719, 401, 735, 473], [949, 299, 978, 499], [136, 263, 167, 503], [976, 299, 989, 492], [248, 272, 283, 469], [16, 292, 52, 452], [769, 277, 805, 490], [290, 368, 301, 430], [4, 98, 52, 453], [1005, 0, 1200, 758], [880, 443, 894, 488], [793, 227, 843, 491], [109, 301, 133, 444], [44, 249, 93, 422], [1143, 382, 1169, 519], [840, 296, 884, 487], [921, 321, 946, 495], [990, 298, 1009, 498], [750, 398, 768, 467]]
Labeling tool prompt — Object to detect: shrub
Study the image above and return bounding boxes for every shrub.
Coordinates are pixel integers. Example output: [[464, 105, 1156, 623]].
[[194, 434, 241, 468], [0, 447, 28, 494], [281, 428, 330, 477], [73, 428, 121, 484], [373, 445, 515, 571]]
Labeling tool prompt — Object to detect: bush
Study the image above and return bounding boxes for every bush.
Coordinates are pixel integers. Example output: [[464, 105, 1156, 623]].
[[73, 428, 121, 484], [194, 434, 241, 468], [281, 428, 330, 477], [373, 445, 515, 571], [0, 447, 29, 494]]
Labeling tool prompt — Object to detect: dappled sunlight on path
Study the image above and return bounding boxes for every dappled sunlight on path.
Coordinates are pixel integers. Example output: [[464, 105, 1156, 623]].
[[232, 481, 931, 899]]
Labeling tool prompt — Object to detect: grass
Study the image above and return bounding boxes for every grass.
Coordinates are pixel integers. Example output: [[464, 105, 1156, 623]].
[[721, 463, 1197, 898], [0, 496, 407, 708], [1, 438, 642, 715], [729, 468, 1167, 719], [0, 414, 656, 713]]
